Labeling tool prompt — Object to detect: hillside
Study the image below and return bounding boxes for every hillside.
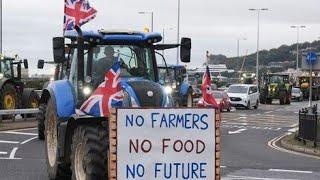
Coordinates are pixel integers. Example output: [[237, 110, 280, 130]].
[[208, 40, 320, 71]]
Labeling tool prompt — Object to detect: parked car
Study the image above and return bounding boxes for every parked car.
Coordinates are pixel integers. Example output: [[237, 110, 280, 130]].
[[291, 87, 303, 101], [227, 84, 260, 109], [213, 91, 231, 112]]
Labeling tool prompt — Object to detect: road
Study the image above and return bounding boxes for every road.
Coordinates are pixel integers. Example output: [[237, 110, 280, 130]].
[[0, 101, 319, 179], [222, 100, 320, 180]]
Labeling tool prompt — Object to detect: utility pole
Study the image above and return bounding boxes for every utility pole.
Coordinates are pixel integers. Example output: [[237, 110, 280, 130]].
[[237, 38, 246, 70], [138, 11, 154, 32], [0, 0, 2, 54]]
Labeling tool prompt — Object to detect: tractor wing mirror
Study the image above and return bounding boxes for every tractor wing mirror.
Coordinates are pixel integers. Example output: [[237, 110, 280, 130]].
[[38, 59, 45, 69], [180, 37, 191, 63], [23, 59, 28, 69], [53, 37, 65, 63]]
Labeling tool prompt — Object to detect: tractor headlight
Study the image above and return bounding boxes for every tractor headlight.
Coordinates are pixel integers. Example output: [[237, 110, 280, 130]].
[[0, 73, 3, 79], [172, 83, 177, 89], [83, 86, 92, 96], [164, 86, 173, 94]]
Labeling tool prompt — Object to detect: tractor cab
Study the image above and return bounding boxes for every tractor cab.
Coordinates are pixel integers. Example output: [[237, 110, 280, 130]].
[[0, 55, 28, 80], [158, 65, 193, 107]]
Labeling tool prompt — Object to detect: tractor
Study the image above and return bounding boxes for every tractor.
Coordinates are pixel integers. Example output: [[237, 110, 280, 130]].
[[37, 28, 191, 179], [158, 65, 194, 107], [297, 76, 320, 100], [0, 55, 39, 111], [259, 73, 292, 105]]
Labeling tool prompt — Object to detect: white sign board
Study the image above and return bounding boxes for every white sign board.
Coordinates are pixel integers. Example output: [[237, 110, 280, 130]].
[[117, 108, 216, 179]]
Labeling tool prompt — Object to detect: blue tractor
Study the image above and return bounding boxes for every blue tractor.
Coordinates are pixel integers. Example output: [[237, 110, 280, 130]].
[[158, 65, 194, 107], [37, 28, 191, 179]]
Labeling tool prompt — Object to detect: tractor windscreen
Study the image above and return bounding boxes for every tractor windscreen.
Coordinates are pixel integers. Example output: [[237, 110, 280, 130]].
[[158, 68, 175, 84], [92, 45, 155, 84], [268, 75, 288, 84], [0, 60, 12, 78]]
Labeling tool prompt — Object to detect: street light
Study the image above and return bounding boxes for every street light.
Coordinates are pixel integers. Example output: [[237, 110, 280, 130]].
[[0, 0, 2, 54], [237, 37, 247, 70], [291, 25, 306, 70], [138, 11, 154, 32], [176, 0, 181, 65], [249, 8, 269, 83]]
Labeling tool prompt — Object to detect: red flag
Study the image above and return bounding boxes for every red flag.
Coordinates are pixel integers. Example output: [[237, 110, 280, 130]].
[[201, 66, 219, 108], [64, 0, 97, 31]]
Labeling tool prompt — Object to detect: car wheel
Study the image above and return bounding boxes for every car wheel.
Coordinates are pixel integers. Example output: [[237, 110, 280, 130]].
[[246, 101, 250, 110]]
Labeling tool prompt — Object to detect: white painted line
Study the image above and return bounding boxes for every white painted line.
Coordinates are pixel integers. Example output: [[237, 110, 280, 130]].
[[0, 152, 7, 155], [221, 165, 226, 168], [268, 169, 313, 174], [228, 128, 247, 135], [9, 147, 18, 159], [287, 127, 298, 133], [1, 131, 37, 136], [7, 127, 37, 132], [275, 128, 282, 131], [0, 140, 19, 144], [21, 136, 37, 145], [265, 111, 274, 114], [239, 117, 247, 119], [225, 175, 298, 180]]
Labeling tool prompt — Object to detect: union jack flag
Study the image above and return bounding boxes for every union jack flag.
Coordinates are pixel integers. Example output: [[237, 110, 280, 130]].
[[80, 57, 123, 117], [64, 0, 97, 31], [200, 66, 219, 108]]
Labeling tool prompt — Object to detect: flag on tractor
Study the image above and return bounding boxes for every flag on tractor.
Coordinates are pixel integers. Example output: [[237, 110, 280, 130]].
[[80, 57, 123, 117], [201, 66, 219, 108], [64, 0, 97, 31]]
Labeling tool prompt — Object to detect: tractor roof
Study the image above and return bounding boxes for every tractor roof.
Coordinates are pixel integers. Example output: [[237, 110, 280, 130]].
[[64, 29, 162, 44], [158, 64, 185, 69], [266, 73, 289, 76]]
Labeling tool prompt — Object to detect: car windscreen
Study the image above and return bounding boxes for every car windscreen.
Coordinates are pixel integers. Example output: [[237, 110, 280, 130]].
[[292, 88, 301, 93], [228, 86, 248, 94], [213, 91, 223, 98]]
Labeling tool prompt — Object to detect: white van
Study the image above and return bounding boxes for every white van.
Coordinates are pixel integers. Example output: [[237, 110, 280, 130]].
[[227, 84, 260, 109]]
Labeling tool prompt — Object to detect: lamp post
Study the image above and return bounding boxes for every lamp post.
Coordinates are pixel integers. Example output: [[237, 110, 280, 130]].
[[237, 38, 247, 70], [176, 0, 181, 65], [0, 0, 2, 54], [249, 8, 268, 83], [291, 25, 306, 70], [138, 11, 154, 32]]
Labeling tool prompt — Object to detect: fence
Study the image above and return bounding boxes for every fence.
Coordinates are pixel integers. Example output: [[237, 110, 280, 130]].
[[298, 105, 320, 147], [0, 108, 40, 122]]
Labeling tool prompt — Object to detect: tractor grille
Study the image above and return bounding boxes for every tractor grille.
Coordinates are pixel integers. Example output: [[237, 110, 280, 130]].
[[230, 97, 241, 101], [127, 81, 163, 107]]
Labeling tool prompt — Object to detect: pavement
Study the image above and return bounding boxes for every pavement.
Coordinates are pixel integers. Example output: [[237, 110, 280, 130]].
[[0, 100, 319, 179]]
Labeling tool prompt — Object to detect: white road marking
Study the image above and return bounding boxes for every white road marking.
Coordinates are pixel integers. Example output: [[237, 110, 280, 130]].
[[0, 140, 19, 144], [224, 175, 298, 180], [287, 127, 298, 133], [228, 128, 247, 135], [268, 169, 312, 174], [1, 131, 37, 136], [9, 147, 18, 159], [221, 165, 227, 168], [265, 111, 274, 114], [20, 136, 37, 145], [0, 152, 7, 155]]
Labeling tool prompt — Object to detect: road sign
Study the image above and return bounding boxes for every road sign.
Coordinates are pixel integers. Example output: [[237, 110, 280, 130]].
[[306, 52, 317, 65], [112, 108, 220, 180]]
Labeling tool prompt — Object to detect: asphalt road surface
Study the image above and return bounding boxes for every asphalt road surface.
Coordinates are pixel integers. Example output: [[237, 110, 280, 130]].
[[0, 100, 319, 179]]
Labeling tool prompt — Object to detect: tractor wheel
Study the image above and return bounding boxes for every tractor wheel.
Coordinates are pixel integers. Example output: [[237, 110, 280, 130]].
[[266, 98, 272, 104], [260, 96, 266, 104], [45, 98, 71, 179], [37, 104, 46, 140], [71, 125, 108, 180], [22, 90, 40, 118], [286, 94, 291, 105], [279, 91, 286, 105], [0, 83, 19, 110], [186, 92, 193, 107]]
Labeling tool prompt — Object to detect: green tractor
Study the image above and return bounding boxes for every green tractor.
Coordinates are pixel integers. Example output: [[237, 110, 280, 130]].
[[259, 73, 292, 105], [0, 55, 39, 111]]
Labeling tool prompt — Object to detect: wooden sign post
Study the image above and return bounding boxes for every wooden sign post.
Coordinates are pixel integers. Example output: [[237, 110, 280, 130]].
[[109, 108, 221, 180]]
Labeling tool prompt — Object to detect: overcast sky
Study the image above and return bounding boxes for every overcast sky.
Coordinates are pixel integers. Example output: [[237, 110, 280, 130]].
[[2, 0, 320, 75]]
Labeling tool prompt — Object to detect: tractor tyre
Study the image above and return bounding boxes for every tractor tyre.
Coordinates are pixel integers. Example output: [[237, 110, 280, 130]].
[[45, 98, 71, 179], [71, 125, 108, 180], [37, 104, 46, 140], [22, 90, 40, 118], [286, 94, 291, 105], [260, 96, 266, 104], [0, 83, 19, 110], [254, 100, 259, 109], [279, 91, 286, 105], [266, 98, 272, 105]]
